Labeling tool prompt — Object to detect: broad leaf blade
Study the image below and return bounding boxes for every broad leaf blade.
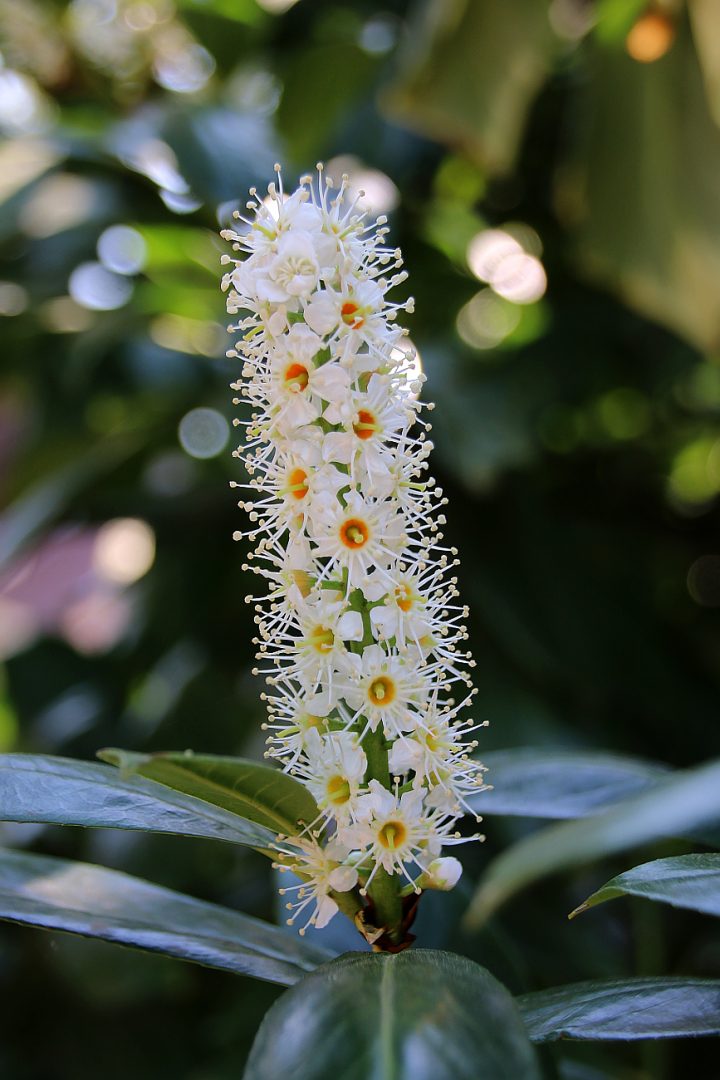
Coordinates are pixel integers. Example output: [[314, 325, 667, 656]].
[[477, 749, 668, 819], [245, 950, 541, 1080], [570, 854, 720, 919], [517, 978, 720, 1042], [0, 754, 276, 850], [466, 757, 720, 927], [384, 0, 558, 173], [99, 749, 318, 837], [0, 848, 329, 986]]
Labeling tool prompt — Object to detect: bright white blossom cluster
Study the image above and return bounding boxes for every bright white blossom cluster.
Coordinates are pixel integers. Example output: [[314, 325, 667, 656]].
[[221, 164, 487, 937]]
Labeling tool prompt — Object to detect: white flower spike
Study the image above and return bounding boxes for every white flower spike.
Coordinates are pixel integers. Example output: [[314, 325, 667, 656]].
[[222, 164, 488, 945]]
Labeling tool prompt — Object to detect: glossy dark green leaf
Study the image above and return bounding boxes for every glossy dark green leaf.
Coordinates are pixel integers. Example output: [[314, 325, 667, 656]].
[[385, 0, 558, 173], [0, 848, 329, 986], [466, 757, 720, 927], [99, 749, 318, 837], [0, 754, 275, 850], [245, 950, 541, 1080], [517, 978, 720, 1041], [569, 854, 720, 919], [477, 749, 668, 819]]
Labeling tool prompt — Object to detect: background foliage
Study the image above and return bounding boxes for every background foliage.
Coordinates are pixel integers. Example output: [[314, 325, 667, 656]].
[[1, 0, 719, 1077]]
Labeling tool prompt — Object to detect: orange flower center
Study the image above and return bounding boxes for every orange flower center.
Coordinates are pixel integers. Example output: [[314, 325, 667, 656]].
[[378, 820, 407, 850], [287, 467, 309, 499], [341, 301, 365, 329], [368, 676, 396, 706], [353, 408, 378, 440], [395, 583, 414, 613], [339, 517, 369, 549], [283, 362, 309, 391]]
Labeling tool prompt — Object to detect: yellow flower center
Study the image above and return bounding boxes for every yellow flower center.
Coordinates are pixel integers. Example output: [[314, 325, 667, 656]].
[[378, 820, 407, 850], [309, 625, 335, 653], [326, 775, 351, 805], [368, 676, 396, 706]]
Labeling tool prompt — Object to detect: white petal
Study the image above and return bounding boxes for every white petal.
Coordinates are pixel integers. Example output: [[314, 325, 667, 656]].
[[337, 610, 363, 641]]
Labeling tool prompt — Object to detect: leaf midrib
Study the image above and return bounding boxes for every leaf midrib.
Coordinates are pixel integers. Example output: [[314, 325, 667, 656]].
[[144, 759, 300, 835]]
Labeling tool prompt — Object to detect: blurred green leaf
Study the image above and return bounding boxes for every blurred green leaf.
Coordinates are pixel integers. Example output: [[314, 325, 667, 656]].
[[245, 950, 541, 1080], [384, 0, 558, 173], [688, 0, 720, 127], [276, 43, 378, 164], [98, 749, 319, 837], [594, 0, 647, 45], [0, 437, 140, 571], [0, 848, 329, 986], [0, 754, 276, 850], [477, 749, 669, 819], [466, 757, 720, 927], [559, 18, 720, 351], [176, 0, 263, 25], [517, 977, 720, 1041], [569, 853, 720, 919]]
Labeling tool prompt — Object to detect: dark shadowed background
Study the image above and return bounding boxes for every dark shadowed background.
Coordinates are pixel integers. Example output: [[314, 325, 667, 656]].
[[1, 1, 719, 1077]]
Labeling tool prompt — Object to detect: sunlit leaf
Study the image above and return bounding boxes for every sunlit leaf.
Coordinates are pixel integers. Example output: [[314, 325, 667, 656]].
[[476, 749, 668, 819], [518, 977, 720, 1041], [245, 950, 541, 1079], [0, 848, 329, 986], [384, 0, 558, 173], [569, 854, 720, 919], [466, 757, 720, 927], [99, 748, 319, 837], [0, 754, 276, 850]]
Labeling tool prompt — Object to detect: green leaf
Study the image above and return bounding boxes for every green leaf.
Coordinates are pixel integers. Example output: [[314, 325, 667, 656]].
[[466, 757, 720, 927], [0, 754, 276, 850], [384, 0, 558, 174], [98, 749, 319, 838], [569, 854, 720, 920], [594, 0, 647, 45], [0, 848, 330, 987], [244, 950, 541, 1080], [477, 749, 668, 819], [0, 437, 140, 571], [517, 978, 720, 1042], [689, 0, 720, 127], [558, 20, 720, 352]]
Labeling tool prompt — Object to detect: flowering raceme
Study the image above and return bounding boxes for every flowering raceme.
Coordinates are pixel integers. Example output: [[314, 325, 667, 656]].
[[221, 164, 488, 946]]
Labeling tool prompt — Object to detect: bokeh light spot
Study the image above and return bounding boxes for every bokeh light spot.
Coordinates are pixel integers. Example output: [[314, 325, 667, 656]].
[[94, 518, 156, 585], [69, 262, 133, 311], [687, 556, 720, 608], [178, 407, 230, 459], [97, 224, 147, 274], [0, 282, 28, 316]]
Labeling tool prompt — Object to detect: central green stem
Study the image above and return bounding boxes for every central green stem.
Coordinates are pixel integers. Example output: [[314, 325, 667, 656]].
[[347, 588, 403, 944], [347, 591, 405, 946], [363, 726, 403, 942]]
